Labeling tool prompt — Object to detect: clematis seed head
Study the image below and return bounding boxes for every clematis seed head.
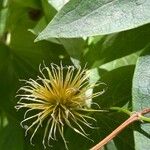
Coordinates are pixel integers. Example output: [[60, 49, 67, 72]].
[[15, 63, 104, 149]]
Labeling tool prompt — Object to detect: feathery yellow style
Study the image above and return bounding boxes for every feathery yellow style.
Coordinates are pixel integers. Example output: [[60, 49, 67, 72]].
[[15, 63, 103, 149]]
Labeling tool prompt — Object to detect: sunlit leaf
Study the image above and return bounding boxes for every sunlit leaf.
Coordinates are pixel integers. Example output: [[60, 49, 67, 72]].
[[132, 45, 150, 150], [36, 0, 150, 39]]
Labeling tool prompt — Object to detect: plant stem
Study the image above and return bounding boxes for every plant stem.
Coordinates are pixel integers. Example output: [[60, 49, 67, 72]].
[[90, 108, 150, 150], [110, 107, 132, 115]]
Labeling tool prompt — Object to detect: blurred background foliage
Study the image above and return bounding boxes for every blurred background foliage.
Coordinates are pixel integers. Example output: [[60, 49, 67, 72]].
[[0, 0, 150, 149]]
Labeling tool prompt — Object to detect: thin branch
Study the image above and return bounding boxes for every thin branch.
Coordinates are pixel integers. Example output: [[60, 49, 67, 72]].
[[90, 108, 150, 150]]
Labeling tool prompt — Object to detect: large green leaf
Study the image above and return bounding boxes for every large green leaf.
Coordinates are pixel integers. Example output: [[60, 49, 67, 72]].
[[132, 46, 150, 149], [82, 24, 150, 67], [36, 0, 150, 40]]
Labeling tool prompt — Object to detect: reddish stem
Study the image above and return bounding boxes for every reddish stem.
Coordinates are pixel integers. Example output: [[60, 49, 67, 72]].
[[90, 108, 150, 150]]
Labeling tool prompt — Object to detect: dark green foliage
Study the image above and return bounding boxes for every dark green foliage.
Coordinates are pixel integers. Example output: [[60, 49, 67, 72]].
[[0, 0, 150, 149]]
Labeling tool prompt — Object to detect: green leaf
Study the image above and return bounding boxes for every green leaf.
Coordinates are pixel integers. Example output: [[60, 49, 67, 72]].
[[83, 24, 150, 67], [0, 111, 8, 132], [95, 66, 135, 108], [0, 0, 8, 9], [132, 45, 150, 149], [0, 122, 23, 150], [36, 0, 150, 40], [100, 51, 140, 71], [41, 0, 57, 22], [12, 0, 41, 9], [59, 38, 86, 59], [0, 8, 8, 37], [48, 0, 69, 11]]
